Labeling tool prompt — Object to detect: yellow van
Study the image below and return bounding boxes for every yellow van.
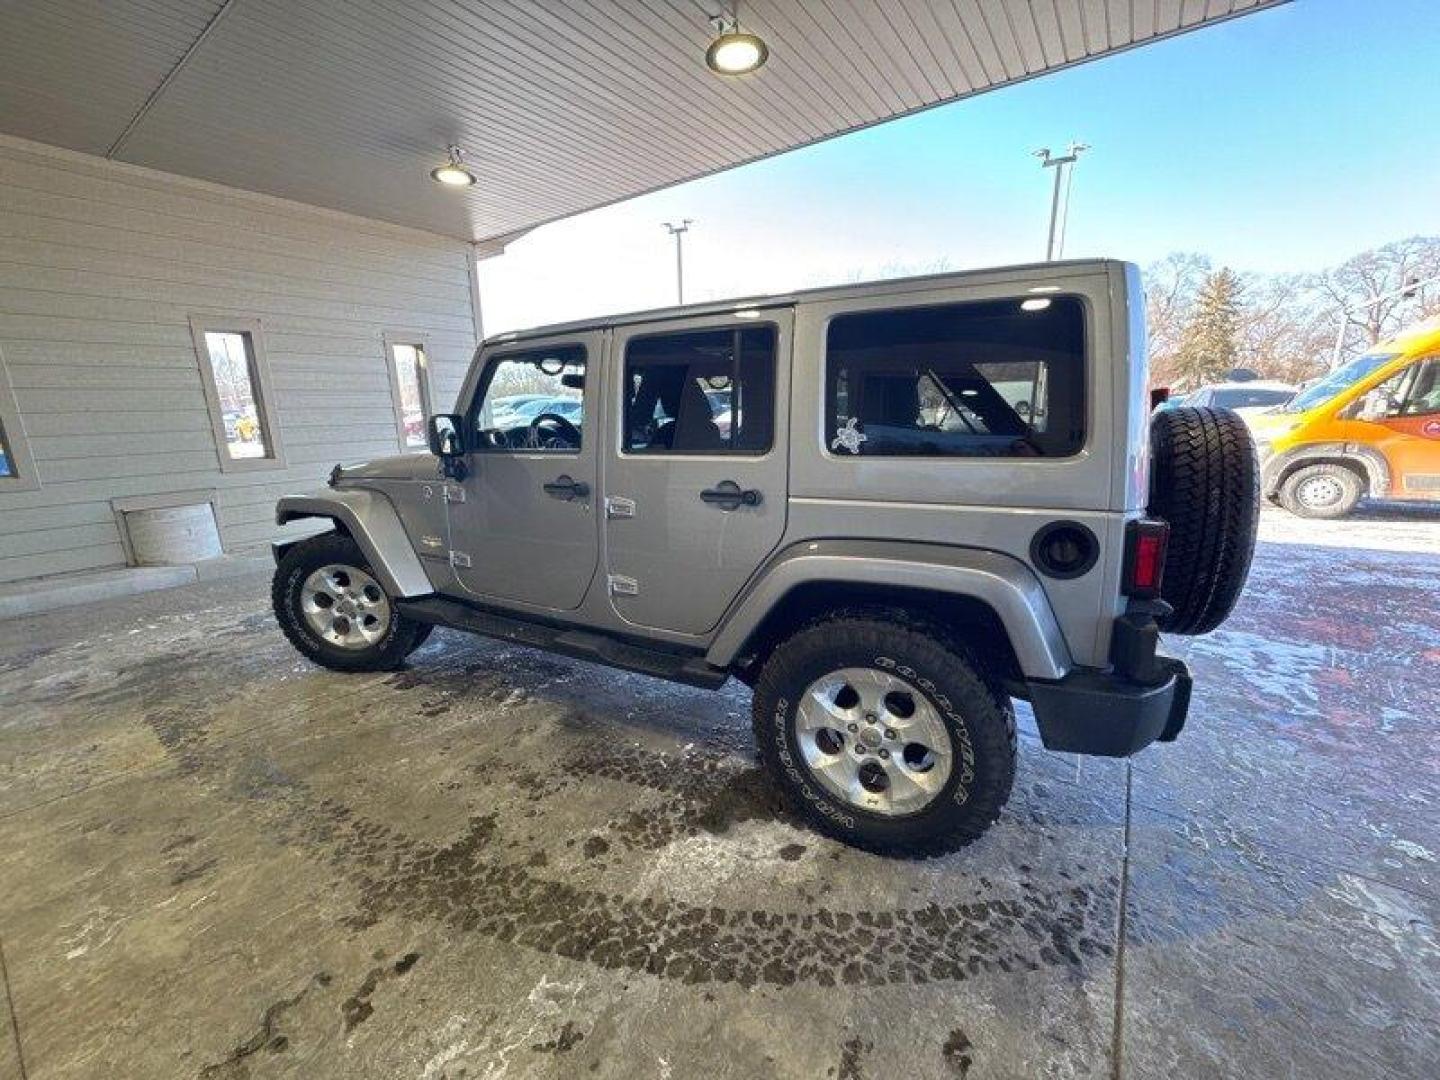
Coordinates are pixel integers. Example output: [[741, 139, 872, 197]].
[[1250, 318, 1440, 517]]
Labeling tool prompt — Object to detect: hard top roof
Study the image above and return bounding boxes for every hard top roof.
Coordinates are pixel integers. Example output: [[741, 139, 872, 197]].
[[482, 258, 1127, 347]]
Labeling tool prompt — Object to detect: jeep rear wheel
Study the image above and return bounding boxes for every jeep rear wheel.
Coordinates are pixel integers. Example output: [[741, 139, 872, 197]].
[[1148, 406, 1259, 636], [752, 615, 1015, 857], [1278, 462, 1362, 519], [273, 534, 430, 672]]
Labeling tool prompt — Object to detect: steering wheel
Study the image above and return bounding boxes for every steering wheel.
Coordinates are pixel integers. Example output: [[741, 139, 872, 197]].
[[528, 412, 581, 449]]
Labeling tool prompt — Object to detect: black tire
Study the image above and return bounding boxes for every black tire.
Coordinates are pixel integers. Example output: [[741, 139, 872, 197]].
[[1148, 406, 1259, 636], [752, 614, 1016, 857], [1278, 462, 1363, 519], [272, 533, 429, 672]]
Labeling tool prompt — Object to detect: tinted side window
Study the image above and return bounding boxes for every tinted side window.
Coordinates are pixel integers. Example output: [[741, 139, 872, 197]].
[[825, 297, 1085, 458], [624, 326, 776, 455]]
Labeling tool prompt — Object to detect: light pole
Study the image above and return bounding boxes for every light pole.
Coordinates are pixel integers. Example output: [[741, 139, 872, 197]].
[[663, 220, 693, 305], [1329, 273, 1438, 368], [1033, 143, 1088, 261]]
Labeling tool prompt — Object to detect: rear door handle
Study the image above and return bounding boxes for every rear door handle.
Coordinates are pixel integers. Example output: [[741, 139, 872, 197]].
[[699, 480, 762, 511], [543, 475, 590, 501]]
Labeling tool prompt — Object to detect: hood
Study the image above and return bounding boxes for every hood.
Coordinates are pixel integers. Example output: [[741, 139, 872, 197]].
[[1244, 411, 1299, 439], [332, 453, 439, 483]]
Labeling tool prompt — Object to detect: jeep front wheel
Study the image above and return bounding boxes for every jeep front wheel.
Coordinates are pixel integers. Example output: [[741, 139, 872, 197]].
[[1278, 462, 1362, 519], [272, 534, 431, 672], [752, 615, 1016, 856]]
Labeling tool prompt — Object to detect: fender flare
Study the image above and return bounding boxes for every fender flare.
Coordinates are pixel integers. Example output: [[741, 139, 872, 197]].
[[1261, 442, 1389, 499], [705, 540, 1073, 681], [275, 489, 434, 598]]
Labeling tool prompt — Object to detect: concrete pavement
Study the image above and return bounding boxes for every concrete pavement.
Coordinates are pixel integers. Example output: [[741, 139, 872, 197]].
[[0, 510, 1436, 1078]]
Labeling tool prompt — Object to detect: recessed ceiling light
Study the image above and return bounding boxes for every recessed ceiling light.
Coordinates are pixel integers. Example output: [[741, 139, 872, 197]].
[[706, 9, 768, 75], [430, 145, 476, 187]]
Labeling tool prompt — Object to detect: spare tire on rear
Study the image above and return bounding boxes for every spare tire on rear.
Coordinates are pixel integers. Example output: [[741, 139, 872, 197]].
[[1147, 406, 1259, 635]]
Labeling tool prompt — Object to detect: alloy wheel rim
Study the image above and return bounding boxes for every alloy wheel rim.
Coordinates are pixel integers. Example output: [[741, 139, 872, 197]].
[[793, 666, 953, 818], [299, 564, 390, 650]]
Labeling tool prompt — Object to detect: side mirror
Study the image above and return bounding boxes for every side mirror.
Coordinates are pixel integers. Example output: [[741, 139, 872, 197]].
[[427, 414, 465, 457]]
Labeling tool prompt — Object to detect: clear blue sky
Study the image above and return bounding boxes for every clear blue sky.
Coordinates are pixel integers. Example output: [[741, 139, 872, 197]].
[[479, 0, 1440, 333]]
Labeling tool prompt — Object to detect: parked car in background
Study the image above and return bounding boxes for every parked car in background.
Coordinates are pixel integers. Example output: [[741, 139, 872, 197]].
[[487, 396, 582, 430], [511, 397, 583, 424], [1250, 317, 1440, 518], [488, 393, 554, 427], [1186, 381, 1296, 420]]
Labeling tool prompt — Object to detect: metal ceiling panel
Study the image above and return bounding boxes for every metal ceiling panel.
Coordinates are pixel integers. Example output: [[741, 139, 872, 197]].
[[0, 0, 1287, 242], [0, 0, 228, 155]]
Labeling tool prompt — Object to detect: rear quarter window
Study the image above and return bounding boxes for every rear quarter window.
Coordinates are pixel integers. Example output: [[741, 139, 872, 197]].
[[824, 296, 1086, 458]]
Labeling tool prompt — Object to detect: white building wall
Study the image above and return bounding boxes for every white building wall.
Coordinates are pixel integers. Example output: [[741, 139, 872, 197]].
[[0, 135, 480, 584]]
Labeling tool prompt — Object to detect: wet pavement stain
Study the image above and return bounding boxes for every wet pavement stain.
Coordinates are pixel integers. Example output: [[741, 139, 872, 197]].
[[341, 951, 422, 1032], [281, 784, 1114, 990], [198, 971, 331, 1078], [56, 634, 1123, 993], [531, 1020, 585, 1054], [942, 1028, 974, 1076], [581, 835, 610, 859], [835, 1036, 872, 1080], [167, 856, 218, 886]]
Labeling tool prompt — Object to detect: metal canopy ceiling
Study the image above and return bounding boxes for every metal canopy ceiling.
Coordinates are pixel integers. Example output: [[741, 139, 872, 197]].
[[0, 0, 1283, 244]]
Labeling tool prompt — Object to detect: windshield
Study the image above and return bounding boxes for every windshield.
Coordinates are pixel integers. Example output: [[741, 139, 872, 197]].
[[1212, 387, 1294, 409], [1281, 352, 1398, 413]]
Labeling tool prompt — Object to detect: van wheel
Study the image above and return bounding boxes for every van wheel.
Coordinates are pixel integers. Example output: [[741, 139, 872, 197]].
[[1278, 463, 1362, 519], [272, 534, 430, 672], [751, 615, 1016, 857]]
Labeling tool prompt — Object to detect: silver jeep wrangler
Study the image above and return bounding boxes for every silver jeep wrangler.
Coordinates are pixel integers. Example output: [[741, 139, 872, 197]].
[[272, 259, 1259, 855]]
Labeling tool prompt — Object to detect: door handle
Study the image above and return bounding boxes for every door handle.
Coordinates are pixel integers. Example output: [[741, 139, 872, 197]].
[[543, 475, 590, 501], [699, 480, 762, 511]]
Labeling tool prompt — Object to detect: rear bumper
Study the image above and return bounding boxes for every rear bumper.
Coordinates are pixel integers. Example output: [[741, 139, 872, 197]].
[[1026, 656, 1190, 758]]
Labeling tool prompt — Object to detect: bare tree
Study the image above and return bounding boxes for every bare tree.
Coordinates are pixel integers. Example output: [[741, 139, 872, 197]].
[[1313, 235, 1440, 362], [1144, 237, 1440, 388], [1236, 274, 1332, 384]]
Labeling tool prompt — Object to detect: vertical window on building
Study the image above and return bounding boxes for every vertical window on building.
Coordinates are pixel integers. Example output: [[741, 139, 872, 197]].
[[386, 338, 433, 451], [190, 317, 283, 472], [0, 420, 14, 479], [206, 332, 270, 459], [0, 347, 40, 491]]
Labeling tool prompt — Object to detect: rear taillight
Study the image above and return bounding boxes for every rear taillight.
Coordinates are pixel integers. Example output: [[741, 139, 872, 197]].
[[1123, 518, 1169, 599]]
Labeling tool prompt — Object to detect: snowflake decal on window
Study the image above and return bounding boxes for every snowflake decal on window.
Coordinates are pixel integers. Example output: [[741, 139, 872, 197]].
[[830, 417, 867, 455]]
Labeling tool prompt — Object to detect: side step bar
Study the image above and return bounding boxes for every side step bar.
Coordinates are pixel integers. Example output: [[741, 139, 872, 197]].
[[396, 596, 730, 690]]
